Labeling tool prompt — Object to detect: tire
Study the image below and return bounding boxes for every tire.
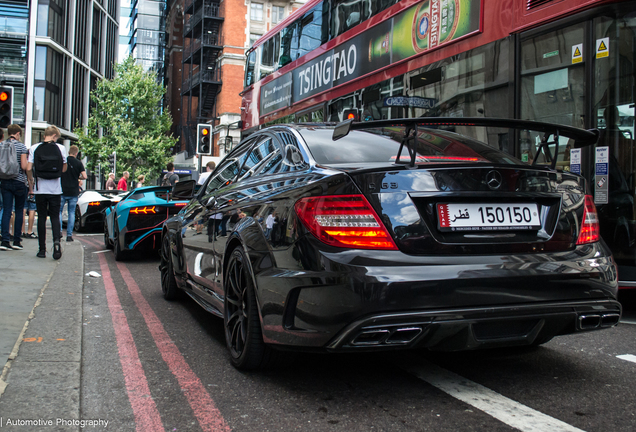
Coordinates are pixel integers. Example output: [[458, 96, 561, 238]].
[[224, 247, 288, 370], [74, 208, 82, 233], [160, 233, 181, 300], [104, 220, 113, 249], [113, 232, 125, 261]]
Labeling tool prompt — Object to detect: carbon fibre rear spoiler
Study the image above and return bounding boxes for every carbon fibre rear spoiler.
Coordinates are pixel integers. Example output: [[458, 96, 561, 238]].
[[332, 117, 599, 169]]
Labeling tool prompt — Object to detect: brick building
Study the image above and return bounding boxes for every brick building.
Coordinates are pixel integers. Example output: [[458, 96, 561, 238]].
[[165, 0, 304, 166]]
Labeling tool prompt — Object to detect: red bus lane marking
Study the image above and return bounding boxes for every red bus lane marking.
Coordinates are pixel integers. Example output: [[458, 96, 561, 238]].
[[115, 262, 231, 432], [97, 252, 165, 432]]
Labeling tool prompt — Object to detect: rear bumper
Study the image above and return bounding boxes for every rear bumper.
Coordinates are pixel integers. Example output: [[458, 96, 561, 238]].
[[326, 299, 622, 351], [257, 238, 619, 350]]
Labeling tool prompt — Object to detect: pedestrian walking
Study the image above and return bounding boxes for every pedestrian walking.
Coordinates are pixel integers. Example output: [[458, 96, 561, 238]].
[[162, 163, 179, 187], [136, 174, 145, 188], [59, 145, 87, 242], [117, 171, 129, 191], [22, 193, 37, 238], [27, 126, 67, 259], [106, 172, 116, 190], [0, 124, 29, 251]]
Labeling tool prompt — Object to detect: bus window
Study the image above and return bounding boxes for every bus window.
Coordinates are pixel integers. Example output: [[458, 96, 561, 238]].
[[298, 3, 329, 58], [331, 0, 372, 37], [245, 51, 256, 87], [279, 23, 298, 67], [260, 33, 280, 79]]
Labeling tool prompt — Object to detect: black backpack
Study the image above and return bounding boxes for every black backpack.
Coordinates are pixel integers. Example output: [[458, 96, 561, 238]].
[[162, 172, 177, 186], [34, 141, 64, 179]]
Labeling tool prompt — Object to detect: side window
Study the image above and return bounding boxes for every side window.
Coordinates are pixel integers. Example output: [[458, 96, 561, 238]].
[[205, 140, 253, 194], [244, 51, 256, 87], [276, 131, 309, 172], [239, 137, 282, 179]]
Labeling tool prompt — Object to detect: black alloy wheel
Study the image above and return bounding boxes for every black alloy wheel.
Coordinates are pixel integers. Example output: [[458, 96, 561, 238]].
[[159, 233, 181, 300], [113, 231, 124, 261], [103, 220, 113, 249], [224, 248, 274, 370]]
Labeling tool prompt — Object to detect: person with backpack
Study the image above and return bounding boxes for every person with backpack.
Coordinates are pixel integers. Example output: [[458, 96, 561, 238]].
[[27, 126, 67, 259], [59, 145, 87, 242], [0, 124, 29, 251], [162, 162, 179, 187]]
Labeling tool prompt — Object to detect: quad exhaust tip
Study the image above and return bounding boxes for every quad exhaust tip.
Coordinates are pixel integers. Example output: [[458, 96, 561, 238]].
[[351, 326, 423, 346], [578, 313, 620, 330]]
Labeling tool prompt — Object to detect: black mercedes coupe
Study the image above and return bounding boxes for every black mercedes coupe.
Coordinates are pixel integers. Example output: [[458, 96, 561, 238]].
[[160, 118, 621, 370]]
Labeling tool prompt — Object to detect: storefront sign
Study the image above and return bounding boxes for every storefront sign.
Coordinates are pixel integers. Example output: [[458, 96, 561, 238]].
[[596, 38, 609, 59], [260, 0, 482, 115], [383, 96, 437, 108], [570, 148, 581, 174], [595, 146, 609, 205], [572, 44, 583, 64]]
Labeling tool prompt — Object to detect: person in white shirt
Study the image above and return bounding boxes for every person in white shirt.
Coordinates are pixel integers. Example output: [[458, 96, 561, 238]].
[[197, 161, 216, 185], [265, 212, 276, 240], [27, 126, 67, 259]]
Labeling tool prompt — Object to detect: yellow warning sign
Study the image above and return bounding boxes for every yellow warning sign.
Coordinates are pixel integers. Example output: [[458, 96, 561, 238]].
[[596, 38, 609, 58], [572, 44, 583, 64]]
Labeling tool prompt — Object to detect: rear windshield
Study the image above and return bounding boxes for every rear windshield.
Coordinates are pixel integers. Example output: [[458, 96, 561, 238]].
[[298, 126, 524, 166]]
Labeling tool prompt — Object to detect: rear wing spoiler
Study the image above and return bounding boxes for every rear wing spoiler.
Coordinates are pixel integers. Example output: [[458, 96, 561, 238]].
[[332, 117, 599, 169]]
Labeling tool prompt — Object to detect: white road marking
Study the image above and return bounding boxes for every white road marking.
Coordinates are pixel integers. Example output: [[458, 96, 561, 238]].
[[400, 359, 585, 432], [617, 354, 636, 364], [92, 250, 111, 254]]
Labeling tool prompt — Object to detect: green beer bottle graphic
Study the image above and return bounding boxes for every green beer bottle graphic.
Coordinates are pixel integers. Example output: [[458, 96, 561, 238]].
[[368, 31, 391, 62], [389, 1, 430, 62], [411, 2, 431, 52]]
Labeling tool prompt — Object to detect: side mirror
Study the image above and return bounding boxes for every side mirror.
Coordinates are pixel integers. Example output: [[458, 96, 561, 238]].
[[171, 180, 197, 200], [333, 119, 354, 141]]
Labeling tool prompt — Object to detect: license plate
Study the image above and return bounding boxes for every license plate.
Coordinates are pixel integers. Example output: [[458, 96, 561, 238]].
[[437, 203, 541, 231]]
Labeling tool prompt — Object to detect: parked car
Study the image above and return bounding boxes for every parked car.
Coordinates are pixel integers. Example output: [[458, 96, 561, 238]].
[[160, 118, 621, 370], [61, 189, 127, 232], [103, 185, 190, 260]]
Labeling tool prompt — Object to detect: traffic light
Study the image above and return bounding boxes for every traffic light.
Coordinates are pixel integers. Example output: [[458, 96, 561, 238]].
[[197, 123, 212, 155], [108, 152, 116, 175], [343, 109, 359, 122], [0, 86, 13, 128]]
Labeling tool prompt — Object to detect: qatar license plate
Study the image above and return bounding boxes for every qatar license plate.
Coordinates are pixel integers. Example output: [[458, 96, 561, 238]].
[[437, 203, 541, 231]]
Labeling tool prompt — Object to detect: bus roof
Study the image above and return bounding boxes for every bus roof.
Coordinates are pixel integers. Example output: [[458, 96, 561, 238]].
[[248, 0, 321, 53]]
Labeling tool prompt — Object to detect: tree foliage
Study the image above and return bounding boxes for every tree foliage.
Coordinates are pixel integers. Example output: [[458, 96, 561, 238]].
[[75, 56, 175, 180]]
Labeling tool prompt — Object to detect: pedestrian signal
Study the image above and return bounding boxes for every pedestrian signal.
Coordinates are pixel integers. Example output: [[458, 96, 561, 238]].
[[0, 86, 13, 128], [197, 124, 212, 155]]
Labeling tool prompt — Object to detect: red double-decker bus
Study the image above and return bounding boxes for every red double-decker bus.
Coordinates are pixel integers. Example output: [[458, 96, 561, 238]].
[[241, 0, 636, 297]]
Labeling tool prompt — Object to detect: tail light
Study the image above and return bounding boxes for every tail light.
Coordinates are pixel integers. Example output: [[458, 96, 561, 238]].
[[576, 195, 600, 245], [295, 195, 398, 250], [130, 206, 157, 215]]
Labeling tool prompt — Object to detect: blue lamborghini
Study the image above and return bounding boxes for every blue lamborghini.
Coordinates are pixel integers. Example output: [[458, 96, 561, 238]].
[[103, 185, 189, 260]]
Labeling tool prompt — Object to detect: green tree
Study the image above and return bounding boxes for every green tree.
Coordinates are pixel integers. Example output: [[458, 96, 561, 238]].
[[75, 56, 175, 181]]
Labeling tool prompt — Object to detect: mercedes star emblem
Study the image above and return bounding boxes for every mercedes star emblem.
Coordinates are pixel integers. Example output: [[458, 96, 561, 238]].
[[486, 170, 503, 190]]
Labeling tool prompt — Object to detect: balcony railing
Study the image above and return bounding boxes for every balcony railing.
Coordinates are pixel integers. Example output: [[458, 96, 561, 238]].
[[184, 32, 222, 56], [184, 4, 222, 35], [183, 68, 222, 91]]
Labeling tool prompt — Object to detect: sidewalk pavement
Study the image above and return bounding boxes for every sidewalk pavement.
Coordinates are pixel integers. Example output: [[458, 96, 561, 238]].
[[0, 233, 84, 430]]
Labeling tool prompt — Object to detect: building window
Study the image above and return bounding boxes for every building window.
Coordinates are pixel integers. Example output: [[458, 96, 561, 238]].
[[272, 5, 285, 24], [249, 33, 261, 47], [250, 3, 263, 21]]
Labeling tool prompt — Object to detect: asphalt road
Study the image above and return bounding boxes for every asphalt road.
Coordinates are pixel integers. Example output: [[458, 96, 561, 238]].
[[76, 234, 636, 432]]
